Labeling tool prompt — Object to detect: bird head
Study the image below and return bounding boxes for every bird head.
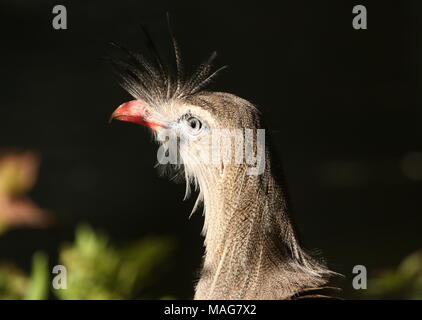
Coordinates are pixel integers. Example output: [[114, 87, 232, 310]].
[[110, 37, 266, 212]]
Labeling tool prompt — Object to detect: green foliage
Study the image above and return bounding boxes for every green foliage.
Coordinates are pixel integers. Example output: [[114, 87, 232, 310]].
[[0, 251, 49, 300], [364, 250, 422, 299], [56, 224, 173, 299], [0, 263, 28, 299], [0, 152, 174, 299], [0, 224, 174, 300], [25, 252, 49, 300]]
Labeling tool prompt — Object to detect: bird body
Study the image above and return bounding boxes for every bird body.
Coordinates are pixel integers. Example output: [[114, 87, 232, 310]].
[[110, 32, 333, 299], [185, 93, 331, 299]]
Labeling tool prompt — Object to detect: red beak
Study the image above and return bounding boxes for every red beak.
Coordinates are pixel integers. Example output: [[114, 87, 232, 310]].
[[110, 99, 166, 131]]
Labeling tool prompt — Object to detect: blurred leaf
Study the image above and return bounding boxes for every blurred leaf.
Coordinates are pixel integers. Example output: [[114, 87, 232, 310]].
[[0, 263, 28, 299], [0, 152, 39, 197], [55, 224, 174, 300], [0, 151, 51, 233], [117, 237, 173, 295], [365, 250, 422, 299], [25, 251, 49, 300]]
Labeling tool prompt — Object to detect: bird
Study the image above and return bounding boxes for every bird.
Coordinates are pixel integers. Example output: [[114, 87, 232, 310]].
[[109, 25, 335, 300]]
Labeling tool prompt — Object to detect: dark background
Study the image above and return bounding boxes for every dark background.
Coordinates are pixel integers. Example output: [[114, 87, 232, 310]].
[[0, 0, 421, 298]]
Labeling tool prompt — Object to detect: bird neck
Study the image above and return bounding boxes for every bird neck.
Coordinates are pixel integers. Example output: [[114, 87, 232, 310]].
[[201, 164, 283, 257], [194, 158, 330, 299]]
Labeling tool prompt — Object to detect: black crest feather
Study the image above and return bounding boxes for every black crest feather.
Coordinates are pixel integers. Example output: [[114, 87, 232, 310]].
[[110, 16, 227, 106]]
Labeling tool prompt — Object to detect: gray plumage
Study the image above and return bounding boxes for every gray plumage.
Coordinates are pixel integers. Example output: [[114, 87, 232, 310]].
[[111, 30, 335, 299]]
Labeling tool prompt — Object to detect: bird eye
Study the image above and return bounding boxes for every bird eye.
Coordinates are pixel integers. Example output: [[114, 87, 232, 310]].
[[186, 116, 202, 133]]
